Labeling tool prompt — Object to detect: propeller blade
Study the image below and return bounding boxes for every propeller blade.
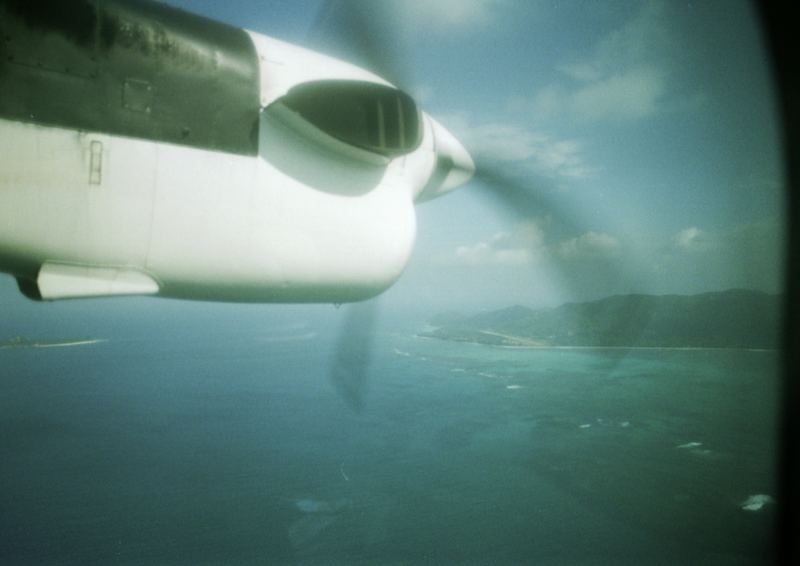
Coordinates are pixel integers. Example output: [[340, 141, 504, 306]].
[[309, 1, 408, 412], [307, 0, 412, 90], [470, 157, 583, 239], [330, 299, 378, 412], [469, 156, 653, 356]]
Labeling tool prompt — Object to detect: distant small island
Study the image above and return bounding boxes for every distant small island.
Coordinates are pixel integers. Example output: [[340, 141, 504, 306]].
[[423, 289, 781, 350], [0, 336, 105, 349]]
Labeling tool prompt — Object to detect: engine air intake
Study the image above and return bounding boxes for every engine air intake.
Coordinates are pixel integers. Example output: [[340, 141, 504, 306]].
[[281, 80, 422, 157]]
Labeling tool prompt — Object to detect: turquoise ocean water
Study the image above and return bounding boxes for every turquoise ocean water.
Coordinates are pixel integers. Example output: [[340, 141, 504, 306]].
[[0, 317, 779, 564]]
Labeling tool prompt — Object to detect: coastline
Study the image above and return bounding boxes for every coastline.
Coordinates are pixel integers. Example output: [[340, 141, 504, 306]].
[[416, 333, 778, 353]]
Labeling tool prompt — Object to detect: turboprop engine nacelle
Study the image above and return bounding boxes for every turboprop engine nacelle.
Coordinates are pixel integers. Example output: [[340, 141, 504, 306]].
[[0, 0, 474, 303]]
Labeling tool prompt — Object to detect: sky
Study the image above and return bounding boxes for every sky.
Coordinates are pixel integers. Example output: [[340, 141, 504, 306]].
[[0, 0, 787, 324]]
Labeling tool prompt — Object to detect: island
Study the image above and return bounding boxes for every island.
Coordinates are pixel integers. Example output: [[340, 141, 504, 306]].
[[423, 289, 781, 350]]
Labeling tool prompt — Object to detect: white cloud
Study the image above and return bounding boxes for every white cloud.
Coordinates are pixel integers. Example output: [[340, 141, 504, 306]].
[[556, 231, 620, 259], [439, 113, 593, 179], [526, 1, 680, 122], [397, 0, 508, 33], [646, 218, 785, 294], [455, 243, 533, 266], [454, 222, 546, 266], [453, 224, 622, 267], [570, 67, 665, 121], [572, 2, 670, 80], [529, 67, 666, 122], [672, 226, 707, 251], [369, 0, 508, 38]]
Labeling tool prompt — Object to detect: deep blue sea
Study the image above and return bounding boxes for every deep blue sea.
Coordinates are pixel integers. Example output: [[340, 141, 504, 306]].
[[0, 312, 779, 565]]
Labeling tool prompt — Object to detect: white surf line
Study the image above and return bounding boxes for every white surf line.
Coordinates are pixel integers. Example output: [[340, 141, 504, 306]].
[[439, 333, 778, 352], [339, 462, 350, 482], [740, 494, 774, 511], [32, 339, 107, 348], [257, 332, 317, 343]]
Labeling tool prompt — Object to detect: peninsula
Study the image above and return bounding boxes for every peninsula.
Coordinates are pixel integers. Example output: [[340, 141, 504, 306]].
[[424, 289, 781, 350]]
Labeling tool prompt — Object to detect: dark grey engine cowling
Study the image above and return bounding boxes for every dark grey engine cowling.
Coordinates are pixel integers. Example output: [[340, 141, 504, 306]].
[[0, 0, 261, 155]]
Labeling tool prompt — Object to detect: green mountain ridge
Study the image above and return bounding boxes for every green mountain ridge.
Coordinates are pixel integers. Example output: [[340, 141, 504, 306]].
[[425, 289, 782, 349]]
